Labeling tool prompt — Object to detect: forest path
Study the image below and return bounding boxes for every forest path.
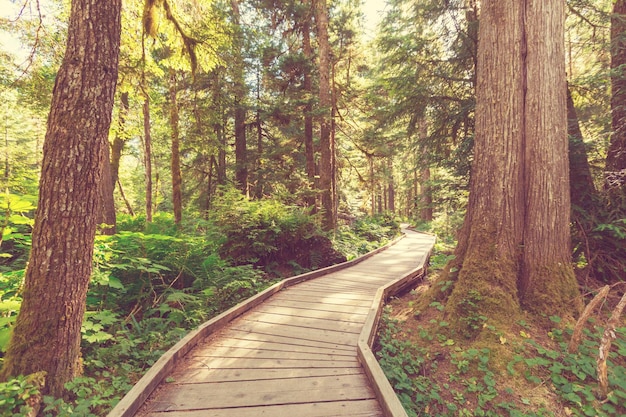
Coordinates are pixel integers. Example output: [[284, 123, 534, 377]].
[[108, 228, 435, 417]]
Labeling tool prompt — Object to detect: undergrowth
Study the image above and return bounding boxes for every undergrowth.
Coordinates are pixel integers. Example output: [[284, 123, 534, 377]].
[[377, 304, 626, 417], [0, 203, 396, 416]]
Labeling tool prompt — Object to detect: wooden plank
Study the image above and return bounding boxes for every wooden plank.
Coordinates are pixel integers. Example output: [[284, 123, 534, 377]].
[[252, 304, 368, 323], [284, 287, 374, 301], [215, 328, 357, 352], [242, 311, 364, 333], [143, 399, 383, 417], [267, 298, 370, 315], [168, 366, 363, 384], [147, 375, 376, 411], [189, 345, 359, 362], [273, 292, 373, 307], [297, 282, 376, 294], [230, 320, 359, 346], [181, 355, 359, 369], [207, 338, 356, 357]]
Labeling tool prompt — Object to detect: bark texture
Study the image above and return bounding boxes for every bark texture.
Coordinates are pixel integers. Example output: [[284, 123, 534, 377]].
[[447, 0, 580, 331], [169, 68, 182, 225], [0, 0, 121, 396], [313, 0, 335, 230], [607, 0, 626, 175], [231, 0, 248, 195]]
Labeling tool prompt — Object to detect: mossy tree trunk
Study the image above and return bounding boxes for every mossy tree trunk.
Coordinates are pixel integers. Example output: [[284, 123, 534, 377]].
[[445, 0, 581, 334], [0, 0, 121, 396]]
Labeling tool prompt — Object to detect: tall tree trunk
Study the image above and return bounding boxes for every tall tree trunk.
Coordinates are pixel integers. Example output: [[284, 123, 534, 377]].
[[418, 121, 433, 222], [212, 69, 227, 186], [313, 0, 335, 230], [567, 85, 596, 211], [369, 156, 375, 215], [231, 0, 248, 195], [254, 67, 264, 199], [607, 0, 626, 178], [169, 68, 182, 225], [302, 20, 317, 210], [445, 0, 581, 333], [143, 97, 153, 223], [99, 142, 116, 234], [387, 157, 395, 213], [0, 0, 121, 396], [111, 91, 129, 190]]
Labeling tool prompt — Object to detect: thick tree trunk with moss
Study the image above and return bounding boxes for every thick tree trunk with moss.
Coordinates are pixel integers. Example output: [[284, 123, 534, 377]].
[[0, 0, 121, 396], [446, 0, 581, 334]]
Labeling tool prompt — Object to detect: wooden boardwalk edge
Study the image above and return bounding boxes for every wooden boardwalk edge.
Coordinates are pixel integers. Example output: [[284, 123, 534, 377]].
[[357, 264, 430, 417], [107, 233, 406, 417]]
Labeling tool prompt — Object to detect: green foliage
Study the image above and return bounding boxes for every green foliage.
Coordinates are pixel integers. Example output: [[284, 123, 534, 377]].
[[0, 373, 42, 416], [378, 303, 626, 417], [377, 309, 563, 417], [518, 325, 626, 417], [0, 269, 24, 354], [0, 193, 36, 271], [572, 192, 626, 284], [333, 214, 401, 260], [211, 187, 341, 272]]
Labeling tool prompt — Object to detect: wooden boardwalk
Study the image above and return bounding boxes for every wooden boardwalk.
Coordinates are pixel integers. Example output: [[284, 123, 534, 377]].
[[108, 229, 435, 417]]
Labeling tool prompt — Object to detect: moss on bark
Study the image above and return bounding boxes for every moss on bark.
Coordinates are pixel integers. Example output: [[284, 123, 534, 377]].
[[521, 264, 582, 323]]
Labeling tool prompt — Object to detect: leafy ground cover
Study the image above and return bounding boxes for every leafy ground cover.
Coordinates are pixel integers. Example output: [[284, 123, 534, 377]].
[[0, 200, 400, 416], [376, 235, 626, 417]]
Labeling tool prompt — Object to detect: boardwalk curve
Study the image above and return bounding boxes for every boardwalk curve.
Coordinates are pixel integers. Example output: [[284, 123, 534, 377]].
[[108, 229, 435, 417]]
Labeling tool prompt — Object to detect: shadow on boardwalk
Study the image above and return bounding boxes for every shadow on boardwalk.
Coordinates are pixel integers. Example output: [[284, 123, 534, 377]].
[[108, 229, 435, 417]]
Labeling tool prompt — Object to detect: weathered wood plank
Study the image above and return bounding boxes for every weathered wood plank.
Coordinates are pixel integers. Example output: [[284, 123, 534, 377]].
[[230, 320, 359, 346], [207, 338, 356, 356], [272, 292, 373, 307], [180, 355, 359, 369], [147, 375, 376, 412], [189, 345, 359, 362], [168, 366, 362, 384], [215, 328, 357, 352], [267, 298, 370, 315], [143, 399, 383, 417], [242, 311, 364, 333], [283, 287, 374, 301], [252, 304, 368, 323]]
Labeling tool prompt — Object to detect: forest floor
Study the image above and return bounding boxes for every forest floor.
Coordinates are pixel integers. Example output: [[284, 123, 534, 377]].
[[377, 270, 626, 417]]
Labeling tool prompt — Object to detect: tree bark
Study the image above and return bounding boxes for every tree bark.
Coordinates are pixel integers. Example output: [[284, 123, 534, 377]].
[[169, 68, 182, 225], [99, 142, 116, 235], [387, 157, 395, 213], [0, 0, 121, 396], [143, 97, 153, 223], [302, 20, 317, 210], [231, 0, 248, 195], [446, 0, 581, 333], [313, 0, 335, 230], [111, 91, 129, 190], [607, 0, 626, 176]]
